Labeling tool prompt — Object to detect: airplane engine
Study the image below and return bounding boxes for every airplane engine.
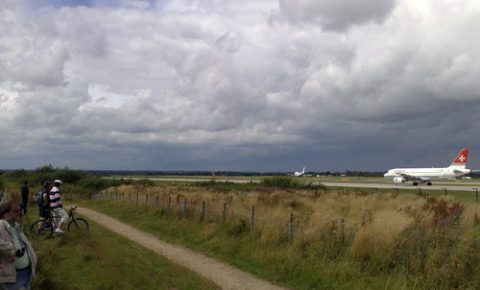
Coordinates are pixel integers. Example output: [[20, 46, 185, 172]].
[[393, 177, 406, 184]]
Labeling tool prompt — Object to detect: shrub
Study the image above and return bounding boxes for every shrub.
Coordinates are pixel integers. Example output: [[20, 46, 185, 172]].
[[226, 218, 248, 236], [261, 177, 300, 188]]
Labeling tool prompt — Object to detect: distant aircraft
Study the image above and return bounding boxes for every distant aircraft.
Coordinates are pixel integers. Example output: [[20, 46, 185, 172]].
[[384, 148, 473, 186], [293, 167, 306, 177]]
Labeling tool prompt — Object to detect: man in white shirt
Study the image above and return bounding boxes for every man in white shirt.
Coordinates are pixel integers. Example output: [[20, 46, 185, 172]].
[[49, 180, 68, 234]]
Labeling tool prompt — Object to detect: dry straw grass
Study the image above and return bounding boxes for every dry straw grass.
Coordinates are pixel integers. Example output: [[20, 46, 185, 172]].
[[258, 208, 290, 245], [460, 204, 480, 229], [350, 209, 412, 259], [103, 185, 426, 250], [100, 184, 480, 289]]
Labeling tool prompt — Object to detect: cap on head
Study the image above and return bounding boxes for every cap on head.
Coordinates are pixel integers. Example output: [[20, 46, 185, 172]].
[[54, 179, 62, 185]]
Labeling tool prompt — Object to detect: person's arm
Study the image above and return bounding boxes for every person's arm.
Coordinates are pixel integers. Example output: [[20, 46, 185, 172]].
[[43, 193, 49, 207], [0, 241, 13, 253], [0, 236, 15, 263]]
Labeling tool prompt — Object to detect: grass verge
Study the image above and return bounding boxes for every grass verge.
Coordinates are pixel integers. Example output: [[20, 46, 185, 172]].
[[24, 210, 220, 290], [79, 200, 412, 290]]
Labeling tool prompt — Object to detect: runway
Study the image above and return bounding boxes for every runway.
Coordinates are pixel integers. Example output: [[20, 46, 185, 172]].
[[122, 177, 258, 184], [106, 176, 480, 192], [322, 182, 480, 192], [162, 178, 480, 193]]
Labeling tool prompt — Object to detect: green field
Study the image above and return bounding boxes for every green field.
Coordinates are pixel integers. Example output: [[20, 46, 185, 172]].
[[81, 180, 480, 290], [25, 209, 220, 290], [4, 168, 480, 290], [103, 174, 480, 186]]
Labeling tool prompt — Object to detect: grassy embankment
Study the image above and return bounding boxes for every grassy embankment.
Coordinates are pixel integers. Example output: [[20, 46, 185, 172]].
[[26, 211, 220, 290], [0, 167, 220, 290], [334, 185, 480, 203], [85, 177, 480, 290]]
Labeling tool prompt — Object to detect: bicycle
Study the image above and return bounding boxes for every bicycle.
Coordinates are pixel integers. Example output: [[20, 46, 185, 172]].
[[30, 205, 89, 238]]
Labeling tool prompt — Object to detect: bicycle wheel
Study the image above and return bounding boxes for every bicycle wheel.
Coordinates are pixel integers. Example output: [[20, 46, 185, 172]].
[[67, 218, 89, 234], [30, 219, 54, 238]]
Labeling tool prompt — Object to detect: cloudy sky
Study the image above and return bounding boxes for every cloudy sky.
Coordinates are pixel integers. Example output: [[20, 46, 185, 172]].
[[0, 0, 479, 172]]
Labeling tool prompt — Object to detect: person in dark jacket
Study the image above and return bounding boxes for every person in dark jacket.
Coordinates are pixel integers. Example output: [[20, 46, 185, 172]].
[[38, 182, 51, 219], [20, 182, 29, 215]]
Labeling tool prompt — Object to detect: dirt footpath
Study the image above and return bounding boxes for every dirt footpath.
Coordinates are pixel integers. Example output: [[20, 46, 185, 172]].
[[78, 207, 289, 290]]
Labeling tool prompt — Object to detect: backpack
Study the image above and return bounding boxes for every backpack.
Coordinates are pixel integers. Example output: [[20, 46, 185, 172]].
[[34, 191, 43, 205], [35, 188, 50, 208]]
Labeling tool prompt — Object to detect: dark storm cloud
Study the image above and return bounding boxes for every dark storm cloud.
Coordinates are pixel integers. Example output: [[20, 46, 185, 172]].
[[279, 0, 396, 31], [1, 0, 480, 171]]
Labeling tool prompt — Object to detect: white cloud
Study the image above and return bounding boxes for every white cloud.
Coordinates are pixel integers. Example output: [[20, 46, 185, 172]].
[[1, 0, 480, 170]]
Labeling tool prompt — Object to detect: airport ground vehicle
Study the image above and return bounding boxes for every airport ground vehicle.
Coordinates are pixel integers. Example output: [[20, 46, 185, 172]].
[[30, 205, 89, 237]]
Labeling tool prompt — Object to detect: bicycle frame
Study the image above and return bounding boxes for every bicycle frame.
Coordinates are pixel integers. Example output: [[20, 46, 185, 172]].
[[31, 205, 89, 237], [48, 206, 78, 228]]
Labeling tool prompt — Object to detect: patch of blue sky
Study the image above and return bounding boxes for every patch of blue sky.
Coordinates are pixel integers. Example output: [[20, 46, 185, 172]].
[[30, 0, 156, 9], [94, 0, 157, 9], [31, 0, 93, 8]]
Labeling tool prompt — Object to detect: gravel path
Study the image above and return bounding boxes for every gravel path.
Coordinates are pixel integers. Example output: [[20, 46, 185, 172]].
[[78, 207, 289, 290]]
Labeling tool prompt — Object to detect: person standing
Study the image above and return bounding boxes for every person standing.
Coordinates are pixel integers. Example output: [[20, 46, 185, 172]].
[[37, 182, 51, 219], [49, 180, 68, 234], [0, 201, 37, 290], [20, 182, 29, 215]]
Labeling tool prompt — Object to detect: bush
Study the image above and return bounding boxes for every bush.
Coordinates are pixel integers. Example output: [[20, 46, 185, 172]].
[[226, 218, 249, 236], [261, 177, 300, 188], [0, 165, 136, 196]]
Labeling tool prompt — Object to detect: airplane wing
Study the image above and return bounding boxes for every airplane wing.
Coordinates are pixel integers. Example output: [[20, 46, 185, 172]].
[[398, 173, 430, 181]]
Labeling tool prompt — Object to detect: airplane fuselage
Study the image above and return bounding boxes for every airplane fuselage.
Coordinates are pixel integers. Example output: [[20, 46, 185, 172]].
[[384, 148, 472, 185], [293, 167, 306, 177], [384, 167, 471, 180]]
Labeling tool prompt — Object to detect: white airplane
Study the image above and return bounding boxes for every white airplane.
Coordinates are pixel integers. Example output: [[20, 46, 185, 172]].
[[384, 148, 473, 186], [294, 167, 306, 177]]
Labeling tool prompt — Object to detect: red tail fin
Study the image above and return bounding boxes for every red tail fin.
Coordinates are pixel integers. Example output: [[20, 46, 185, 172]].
[[451, 148, 469, 166]]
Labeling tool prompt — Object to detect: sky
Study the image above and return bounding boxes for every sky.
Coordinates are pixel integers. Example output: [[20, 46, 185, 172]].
[[0, 0, 479, 172]]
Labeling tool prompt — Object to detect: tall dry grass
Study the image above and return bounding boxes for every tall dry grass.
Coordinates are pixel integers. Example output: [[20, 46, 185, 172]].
[[100, 184, 480, 288]]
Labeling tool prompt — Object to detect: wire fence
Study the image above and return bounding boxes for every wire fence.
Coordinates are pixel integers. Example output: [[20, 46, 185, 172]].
[[91, 191, 297, 242], [89, 186, 480, 243]]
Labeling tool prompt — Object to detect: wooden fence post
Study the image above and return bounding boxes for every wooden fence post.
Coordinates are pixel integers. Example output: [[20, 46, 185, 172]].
[[146, 194, 149, 206], [223, 202, 227, 221], [136, 193, 139, 207], [250, 206, 255, 230], [183, 197, 187, 217], [168, 196, 171, 211], [201, 200, 206, 222], [288, 212, 294, 243]]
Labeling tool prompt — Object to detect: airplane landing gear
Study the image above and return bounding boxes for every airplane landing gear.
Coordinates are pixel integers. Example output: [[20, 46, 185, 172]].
[[412, 182, 418, 186], [426, 181, 432, 186]]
